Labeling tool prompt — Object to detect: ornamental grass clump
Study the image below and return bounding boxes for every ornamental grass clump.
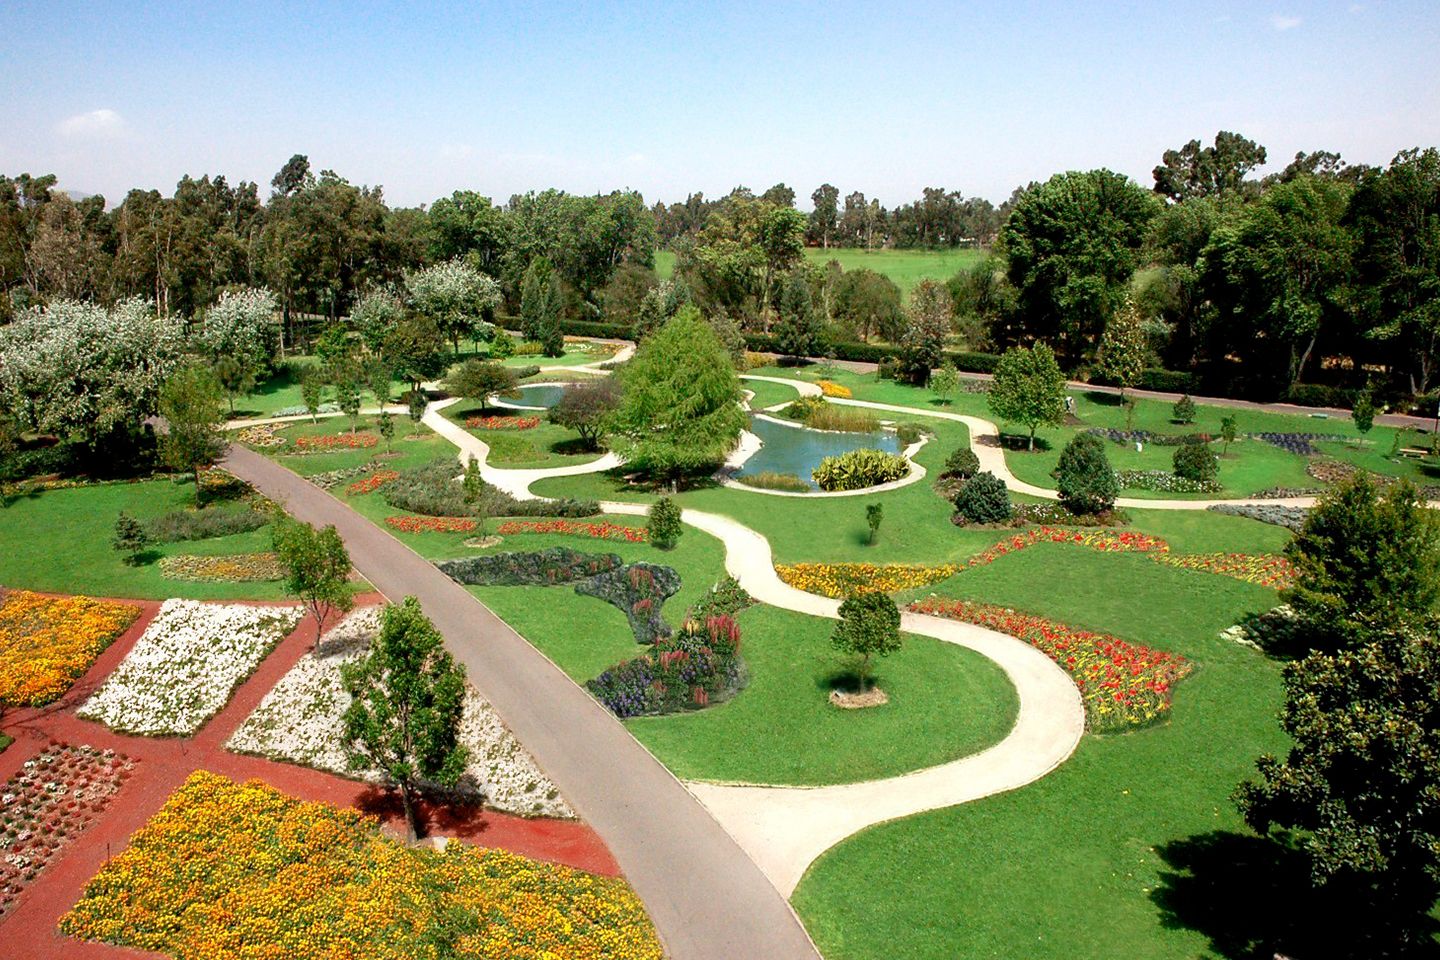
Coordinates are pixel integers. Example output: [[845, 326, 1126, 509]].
[[813, 448, 908, 491]]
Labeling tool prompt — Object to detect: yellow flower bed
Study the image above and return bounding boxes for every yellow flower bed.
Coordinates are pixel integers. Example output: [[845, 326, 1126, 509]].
[[817, 380, 852, 398], [0, 590, 140, 706], [775, 562, 960, 598], [62, 771, 663, 960], [159, 553, 285, 582]]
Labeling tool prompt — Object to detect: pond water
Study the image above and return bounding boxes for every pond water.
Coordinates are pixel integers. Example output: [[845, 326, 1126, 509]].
[[505, 383, 568, 409], [734, 415, 902, 490]]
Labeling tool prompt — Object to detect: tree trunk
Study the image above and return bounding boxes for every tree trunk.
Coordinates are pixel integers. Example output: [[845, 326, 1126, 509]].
[[193, 464, 204, 508], [399, 781, 419, 842], [1029, 426, 1036, 451]]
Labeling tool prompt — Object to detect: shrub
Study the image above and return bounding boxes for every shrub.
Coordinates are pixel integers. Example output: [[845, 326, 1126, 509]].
[[647, 497, 683, 550], [1056, 433, 1118, 515], [954, 470, 1012, 523], [812, 448, 909, 491], [113, 511, 150, 563], [1172, 438, 1219, 482], [511, 364, 542, 380], [944, 447, 981, 478], [575, 562, 682, 644], [513, 340, 546, 356], [1172, 394, 1197, 424], [436, 548, 623, 587], [688, 576, 754, 620], [383, 457, 597, 518], [144, 505, 269, 542], [1136, 368, 1197, 392]]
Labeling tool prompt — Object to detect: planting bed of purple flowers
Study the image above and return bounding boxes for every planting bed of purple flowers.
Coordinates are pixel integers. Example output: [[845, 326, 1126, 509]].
[[586, 616, 748, 718], [1088, 428, 1210, 447], [1246, 432, 1348, 456]]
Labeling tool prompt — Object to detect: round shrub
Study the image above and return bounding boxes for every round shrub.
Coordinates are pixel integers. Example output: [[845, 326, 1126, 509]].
[[944, 447, 981, 479], [954, 471, 1012, 524], [812, 448, 909, 492], [1056, 432, 1118, 515], [1172, 438, 1219, 483], [648, 497, 683, 550]]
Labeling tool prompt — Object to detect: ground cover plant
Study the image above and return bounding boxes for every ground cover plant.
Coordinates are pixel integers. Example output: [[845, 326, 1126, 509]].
[[381, 456, 598, 519], [494, 518, 648, 541], [158, 552, 285, 582], [60, 771, 661, 960], [0, 743, 135, 919], [0, 590, 139, 706], [78, 600, 301, 735], [227, 608, 570, 818]]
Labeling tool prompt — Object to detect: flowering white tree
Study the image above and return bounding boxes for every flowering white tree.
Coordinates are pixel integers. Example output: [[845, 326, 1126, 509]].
[[199, 287, 281, 373], [349, 287, 406, 353], [0, 298, 183, 446], [404, 259, 501, 352]]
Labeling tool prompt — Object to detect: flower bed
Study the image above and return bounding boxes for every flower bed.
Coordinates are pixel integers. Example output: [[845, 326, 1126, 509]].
[[346, 470, 399, 496], [60, 771, 660, 959], [1208, 502, 1309, 531], [463, 415, 540, 430], [576, 562, 682, 644], [0, 591, 140, 707], [495, 518, 648, 542], [436, 547, 623, 586], [1114, 470, 1223, 494], [227, 609, 571, 818], [159, 552, 285, 582], [775, 562, 961, 598], [270, 401, 339, 418], [910, 598, 1191, 730], [78, 600, 302, 736], [1249, 432, 1347, 456], [1088, 428, 1208, 447], [1152, 552, 1297, 589], [309, 461, 381, 490], [294, 432, 378, 451], [386, 515, 478, 533], [588, 616, 747, 717], [1, 744, 135, 918], [817, 380, 852, 398], [965, 527, 1170, 569], [236, 424, 286, 447]]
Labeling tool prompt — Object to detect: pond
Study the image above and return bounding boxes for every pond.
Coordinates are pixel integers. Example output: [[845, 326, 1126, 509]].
[[734, 415, 902, 491], [503, 383, 568, 409]]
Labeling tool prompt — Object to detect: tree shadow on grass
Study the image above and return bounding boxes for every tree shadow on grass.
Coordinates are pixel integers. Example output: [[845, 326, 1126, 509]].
[[995, 432, 1053, 452], [1083, 389, 1124, 407], [1151, 830, 1438, 959]]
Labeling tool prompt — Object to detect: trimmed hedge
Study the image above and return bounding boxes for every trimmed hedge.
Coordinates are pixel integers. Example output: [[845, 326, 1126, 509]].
[[1137, 368, 1198, 393]]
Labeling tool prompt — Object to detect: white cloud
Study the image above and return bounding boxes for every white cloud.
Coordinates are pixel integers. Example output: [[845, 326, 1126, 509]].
[[56, 108, 128, 139], [1270, 14, 1303, 30]]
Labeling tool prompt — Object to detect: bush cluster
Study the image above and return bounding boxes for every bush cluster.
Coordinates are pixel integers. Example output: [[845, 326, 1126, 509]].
[[1056, 433, 1118, 515], [586, 616, 747, 718], [954, 470, 1012, 523], [943, 447, 981, 478], [576, 562, 682, 644], [436, 547, 622, 587], [688, 576, 754, 621], [812, 448, 909, 491], [144, 505, 269, 543], [382, 457, 598, 518], [1172, 438, 1220, 482]]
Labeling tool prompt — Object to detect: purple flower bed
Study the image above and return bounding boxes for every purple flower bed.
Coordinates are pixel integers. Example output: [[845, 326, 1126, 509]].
[[586, 616, 748, 718], [1088, 428, 1210, 447], [1247, 432, 1348, 456]]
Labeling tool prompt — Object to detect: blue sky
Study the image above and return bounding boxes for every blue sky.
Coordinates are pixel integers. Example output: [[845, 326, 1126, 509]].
[[4, 0, 1438, 208]]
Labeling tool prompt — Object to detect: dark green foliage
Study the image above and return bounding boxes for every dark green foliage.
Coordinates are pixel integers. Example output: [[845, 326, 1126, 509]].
[[1172, 438, 1219, 482], [112, 511, 150, 564], [444, 359, 517, 402], [272, 517, 353, 640], [688, 575, 754, 621], [436, 547, 622, 587], [1220, 414, 1239, 454], [144, 505, 267, 542], [774, 269, 823, 358], [1172, 394, 1197, 424], [944, 447, 981, 478], [648, 496, 683, 550], [866, 502, 884, 544], [1282, 475, 1440, 653], [586, 616, 747, 718], [300, 367, 326, 423], [576, 561, 682, 644], [954, 471, 1012, 524], [213, 355, 256, 414], [548, 379, 620, 451], [831, 592, 903, 690], [159, 362, 226, 505], [1056, 432, 1118, 515], [377, 410, 395, 452], [341, 597, 468, 840], [406, 390, 427, 434]]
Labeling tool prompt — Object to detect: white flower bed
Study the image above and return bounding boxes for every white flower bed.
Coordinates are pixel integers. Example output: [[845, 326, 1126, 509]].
[[78, 600, 301, 736], [227, 607, 572, 819]]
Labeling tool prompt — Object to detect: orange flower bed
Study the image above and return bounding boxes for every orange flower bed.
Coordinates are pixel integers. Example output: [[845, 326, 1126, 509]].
[[61, 771, 662, 960], [1152, 552, 1296, 589], [966, 527, 1170, 568], [385, 515, 478, 534], [817, 380, 852, 398], [346, 470, 399, 496], [496, 519, 649, 542], [0, 590, 140, 706], [464, 415, 540, 430], [295, 432, 378, 450], [911, 597, 1192, 730]]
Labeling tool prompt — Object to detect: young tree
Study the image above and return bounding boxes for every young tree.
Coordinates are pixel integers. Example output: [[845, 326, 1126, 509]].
[[988, 343, 1067, 450], [367, 360, 393, 408], [1352, 388, 1376, 440], [488, 329, 516, 359], [333, 373, 362, 434], [1096, 296, 1149, 429], [897, 280, 952, 384], [831, 591, 902, 691], [610, 307, 746, 484], [341, 597, 468, 841], [1282, 475, 1440, 654], [444, 359, 517, 405], [548, 378, 620, 451], [930, 363, 960, 405], [1235, 620, 1440, 949], [1056, 432, 1118, 515], [648, 496, 683, 550], [866, 502, 884, 545], [377, 410, 395, 454], [1172, 394, 1197, 425], [1220, 414, 1238, 456], [159, 362, 225, 506], [300, 366, 326, 423], [272, 517, 354, 642], [406, 390, 427, 437], [213, 355, 255, 415], [112, 511, 151, 565]]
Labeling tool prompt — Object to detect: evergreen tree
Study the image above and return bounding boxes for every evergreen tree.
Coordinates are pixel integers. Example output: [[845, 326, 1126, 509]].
[[648, 496, 683, 550], [1056, 432, 1118, 515]]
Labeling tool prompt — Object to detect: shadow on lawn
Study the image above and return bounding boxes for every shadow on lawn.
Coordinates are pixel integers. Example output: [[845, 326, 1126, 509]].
[[1150, 830, 1438, 959]]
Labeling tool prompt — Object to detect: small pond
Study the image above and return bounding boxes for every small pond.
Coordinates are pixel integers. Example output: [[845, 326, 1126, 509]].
[[503, 383, 568, 409], [734, 415, 902, 491]]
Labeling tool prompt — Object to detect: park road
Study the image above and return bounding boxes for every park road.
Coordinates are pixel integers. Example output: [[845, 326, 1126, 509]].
[[221, 444, 823, 960]]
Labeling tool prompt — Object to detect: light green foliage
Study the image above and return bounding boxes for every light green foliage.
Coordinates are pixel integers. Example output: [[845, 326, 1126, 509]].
[[341, 597, 468, 840], [1172, 439, 1219, 482], [988, 343, 1067, 450], [1172, 394, 1197, 425], [213, 355, 256, 414], [200, 287, 281, 373], [1351, 389, 1376, 435], [271, 517, 354, 640], [897, 280, 951, 383], [349, 287, 406, 353], [929, 363, 960, 404], [404, 257, 500, 352], [1097, 296, 1149, 429], [444, 358, 517, 403], [300, 367, 326, 423], [831, 592, 903, 690], [812, 448, 908, 492]]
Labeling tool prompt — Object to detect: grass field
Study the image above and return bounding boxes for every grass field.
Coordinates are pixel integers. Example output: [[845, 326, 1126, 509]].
[[654, 247, 988, 298]]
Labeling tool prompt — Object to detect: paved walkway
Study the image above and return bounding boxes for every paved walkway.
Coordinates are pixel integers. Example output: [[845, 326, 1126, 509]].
[[219, 445, 823, 960]]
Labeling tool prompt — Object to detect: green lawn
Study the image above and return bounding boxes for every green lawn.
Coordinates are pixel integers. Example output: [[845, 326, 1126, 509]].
[[498, 341, 616, 368], [0, 480, 288, 600], [654, 247, 987, 298], [793, 545, 1290, 960], [742, 377, 803, 410], [439, 403, 603, 469]]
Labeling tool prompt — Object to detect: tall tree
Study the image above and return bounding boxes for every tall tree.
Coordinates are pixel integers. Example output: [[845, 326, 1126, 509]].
[[988, 342, 1067, 450], [1095, 295, 1150, 428], [897, 280, 952, 383], [832, 268, 904, 342], [158, 362, 225, 505], [405, 258, 500, 353], [200, 287, 281, 374], [520, 256, 563, 355], [774, 268, 823, 358], [809, 184, 840, 248], [1152, 131, 1268, 202], [341, 597, 467, 841]]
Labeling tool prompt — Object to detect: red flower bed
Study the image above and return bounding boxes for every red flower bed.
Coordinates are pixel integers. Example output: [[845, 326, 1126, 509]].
[[464, 416, 540, 430], [0, 743, 135, 918], [966, 527, 1170, 569], [910, 597, 1191, 730], [295, 433, 378, 450], [1152, 552, 1296, 589], [496, 519, 649, 542], [385, 515, 478, 534], [346, 470, 399, 496]]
